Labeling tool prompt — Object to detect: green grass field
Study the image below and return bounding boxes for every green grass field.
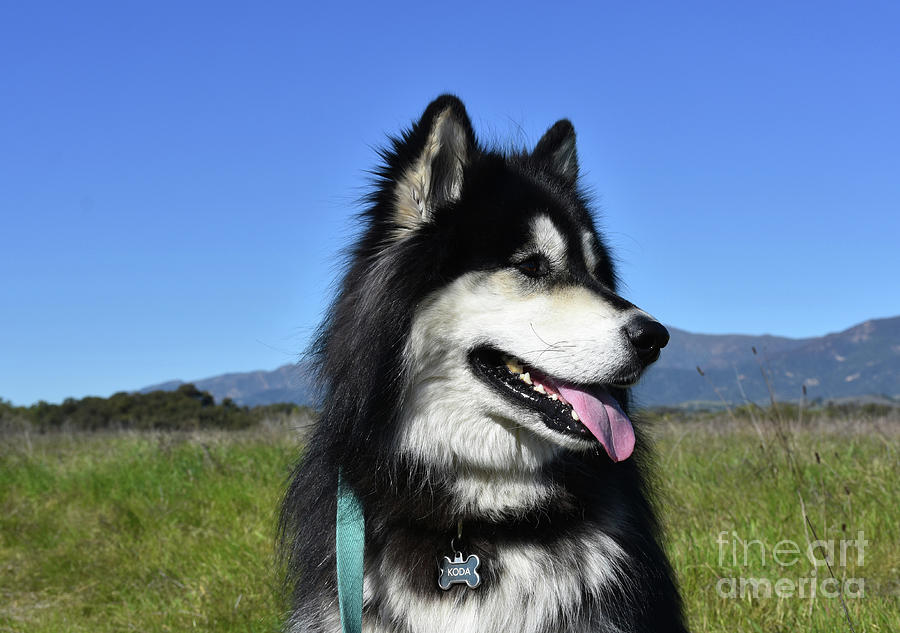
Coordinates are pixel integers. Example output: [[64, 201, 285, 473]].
[[1, 416, 897, 632]]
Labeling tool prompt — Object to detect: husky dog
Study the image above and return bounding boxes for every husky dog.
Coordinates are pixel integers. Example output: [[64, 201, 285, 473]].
[[280, 96, 688, 633]]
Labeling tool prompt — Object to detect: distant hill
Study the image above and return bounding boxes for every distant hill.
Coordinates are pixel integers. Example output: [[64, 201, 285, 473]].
[[634, 316, 900, 407], [140, 364, 316, 407], [140, 317, 900, 408]]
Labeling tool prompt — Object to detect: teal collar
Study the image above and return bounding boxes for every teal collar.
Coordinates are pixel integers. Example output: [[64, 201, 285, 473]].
[[336, 470, 364, 633]]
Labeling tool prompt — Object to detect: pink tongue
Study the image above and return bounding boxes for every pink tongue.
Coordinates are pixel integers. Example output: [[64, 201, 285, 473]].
[[555, 385, 635, 462]]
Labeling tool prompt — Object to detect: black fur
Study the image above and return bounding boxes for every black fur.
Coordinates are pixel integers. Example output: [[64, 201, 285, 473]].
[[279, 95, 688, 632]]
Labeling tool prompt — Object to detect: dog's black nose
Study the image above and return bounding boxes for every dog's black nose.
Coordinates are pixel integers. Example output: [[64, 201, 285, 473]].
[[625, 317, 669, 366]]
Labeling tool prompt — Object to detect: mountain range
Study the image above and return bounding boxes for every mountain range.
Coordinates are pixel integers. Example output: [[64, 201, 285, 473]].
[[141, 316, 900, 408], [635, 316, 900, 407], [140, 364, 316, 407]]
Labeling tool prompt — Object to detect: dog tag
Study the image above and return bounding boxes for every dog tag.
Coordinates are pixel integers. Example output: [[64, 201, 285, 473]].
[[438, 552, 481, 590]]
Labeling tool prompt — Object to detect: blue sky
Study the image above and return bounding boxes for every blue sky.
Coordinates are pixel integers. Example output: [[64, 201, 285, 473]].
[[2, 2, 898, 405]]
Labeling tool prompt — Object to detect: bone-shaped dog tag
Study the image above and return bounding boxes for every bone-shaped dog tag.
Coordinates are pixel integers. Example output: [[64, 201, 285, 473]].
[[438, 552, 481, 590]]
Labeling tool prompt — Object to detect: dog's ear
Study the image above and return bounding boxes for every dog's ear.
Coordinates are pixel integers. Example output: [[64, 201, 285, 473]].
[[533, 119, 578, 184], [393, 95, 475, 232]]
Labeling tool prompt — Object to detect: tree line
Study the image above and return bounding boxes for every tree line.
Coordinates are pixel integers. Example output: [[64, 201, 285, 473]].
[[0, 384, 313, 432]]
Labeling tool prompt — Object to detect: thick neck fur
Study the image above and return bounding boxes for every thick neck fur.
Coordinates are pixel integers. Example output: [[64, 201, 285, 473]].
[[281, 408, 687, 633]]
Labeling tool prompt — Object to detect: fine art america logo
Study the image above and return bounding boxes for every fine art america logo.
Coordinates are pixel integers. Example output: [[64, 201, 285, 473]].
[[715, 531, 867, 599]]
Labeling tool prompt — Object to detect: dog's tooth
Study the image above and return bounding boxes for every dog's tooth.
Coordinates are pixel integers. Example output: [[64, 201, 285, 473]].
[[506, 360, 523, 374], [534, 384, 546, 394], [571, 409, 580, 421], [549, 394, 559, 401], [520, 372, 532, 385]]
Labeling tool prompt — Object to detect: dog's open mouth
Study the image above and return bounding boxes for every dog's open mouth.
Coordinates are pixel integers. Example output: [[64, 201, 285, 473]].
[[468, 347, 635, 462]]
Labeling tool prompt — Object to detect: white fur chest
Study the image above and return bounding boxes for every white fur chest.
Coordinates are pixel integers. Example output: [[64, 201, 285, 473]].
[[363, 531, 627, 633]]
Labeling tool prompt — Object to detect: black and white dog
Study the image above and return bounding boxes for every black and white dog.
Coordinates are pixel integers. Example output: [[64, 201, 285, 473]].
[[280, 96, 688, 633]]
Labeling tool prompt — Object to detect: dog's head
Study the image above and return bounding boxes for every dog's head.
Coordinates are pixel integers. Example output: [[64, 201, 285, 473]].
[[322, 96, 667, 483]]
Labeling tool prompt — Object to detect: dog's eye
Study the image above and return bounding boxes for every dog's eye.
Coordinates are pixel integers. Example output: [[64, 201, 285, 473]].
[[515, 254, 551, 278]]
